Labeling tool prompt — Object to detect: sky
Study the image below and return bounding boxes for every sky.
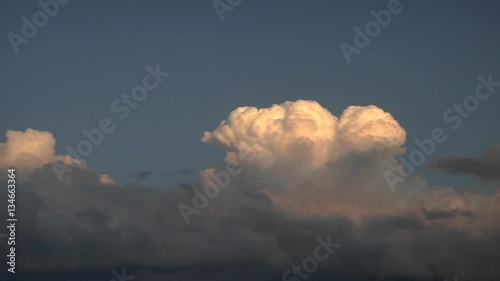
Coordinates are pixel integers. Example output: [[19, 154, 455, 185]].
[[0, 1, 499, 281]]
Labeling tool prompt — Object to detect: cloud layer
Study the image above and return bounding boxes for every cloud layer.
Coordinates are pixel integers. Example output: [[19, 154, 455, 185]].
[[1, 100, 499, 281]]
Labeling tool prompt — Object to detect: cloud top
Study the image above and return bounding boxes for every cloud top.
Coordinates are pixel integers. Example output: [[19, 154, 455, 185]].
[[202, 100, 406, 172]]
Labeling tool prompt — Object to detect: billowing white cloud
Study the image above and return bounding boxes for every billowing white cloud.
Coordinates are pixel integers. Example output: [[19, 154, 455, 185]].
[[338, 105, 406, 155], [200, 101, 405, 212], [200, 100, 499, 228], [202, 100, 339, 169], [0, 128, 112, 184], [0, 129, 57, 171], [202, 100, 405, 171]]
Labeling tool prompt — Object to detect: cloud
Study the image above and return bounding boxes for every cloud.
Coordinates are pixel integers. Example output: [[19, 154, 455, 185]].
[[0, 129, 58, 173], [0, 128, 113, 182], [431, 143, 500, 180], [201, 100, 408, 220], [1, 101, 499, 281], [100, 174, 116, 185], [127, 170, 152, 180], [202, 101, 406, 167]]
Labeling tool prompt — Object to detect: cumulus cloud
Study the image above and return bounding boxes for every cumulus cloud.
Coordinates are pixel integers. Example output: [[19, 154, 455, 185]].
[[202, 100, 405, 170], [201, 100, 408, 219], [337, 105, 406, 154], [199, 100, 500, 271], [1, 101, 499, 281], [0, 129, 57, 172], [0, 128, 111, 182]]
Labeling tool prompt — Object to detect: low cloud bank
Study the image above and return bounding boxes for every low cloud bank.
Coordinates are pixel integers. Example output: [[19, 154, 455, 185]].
[[1, 100, 499, 281]]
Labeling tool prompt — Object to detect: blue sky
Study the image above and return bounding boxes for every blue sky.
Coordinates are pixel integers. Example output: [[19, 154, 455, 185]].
[[1, 0, 499, 188], [2, 1, 500, 281]]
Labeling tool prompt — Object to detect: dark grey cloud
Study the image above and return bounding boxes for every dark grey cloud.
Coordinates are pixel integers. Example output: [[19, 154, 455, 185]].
[[1, 159, 499, 281], [422, 209, 475, 221], [431, 144, 500, 180], [126, 170, 152, 180]]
